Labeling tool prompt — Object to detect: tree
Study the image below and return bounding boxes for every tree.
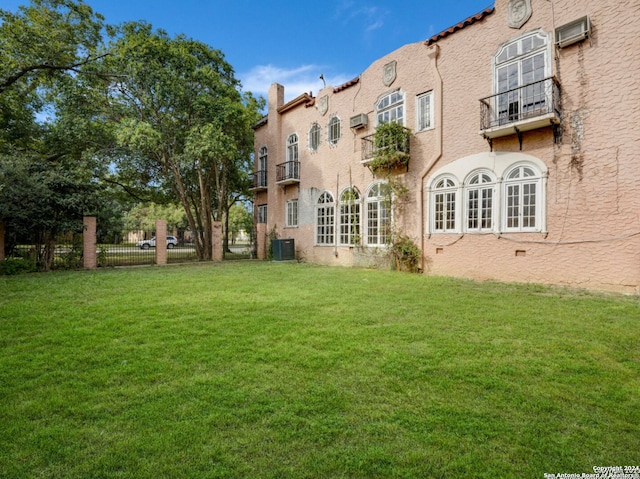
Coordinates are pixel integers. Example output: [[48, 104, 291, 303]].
[[100, 22, 263, 261], [0, 0, 106, 94], [0, 0, 109, 270]]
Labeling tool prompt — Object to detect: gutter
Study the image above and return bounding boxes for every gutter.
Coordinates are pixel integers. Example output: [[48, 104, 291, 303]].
[[418, 43, 443, 273]]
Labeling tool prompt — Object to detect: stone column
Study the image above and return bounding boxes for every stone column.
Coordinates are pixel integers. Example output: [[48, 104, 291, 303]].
[[256, 223, 267, 260], [212, 221, 223, 261], [155, 219, 167, 265], [83, 216, 97, 269]]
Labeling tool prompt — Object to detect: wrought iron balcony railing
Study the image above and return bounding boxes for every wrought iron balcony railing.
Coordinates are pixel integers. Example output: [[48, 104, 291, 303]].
[[361, 127, 411, 162], [479, 76, 561, 139], [249, 170, 267, 191], [276, 161, 300, 185]]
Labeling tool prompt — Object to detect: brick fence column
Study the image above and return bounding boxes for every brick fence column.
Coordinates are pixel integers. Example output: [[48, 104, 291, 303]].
[[83, 216, 97, 269], [155, 219, 167, 265], [212, 221, 222, 261], [0, 220, 5, 262], [256, 223, 267, 260]]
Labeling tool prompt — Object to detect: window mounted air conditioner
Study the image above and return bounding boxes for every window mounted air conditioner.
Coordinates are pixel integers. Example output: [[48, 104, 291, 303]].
[[555, 16, 591, 48], [350, 113, 368, 129]]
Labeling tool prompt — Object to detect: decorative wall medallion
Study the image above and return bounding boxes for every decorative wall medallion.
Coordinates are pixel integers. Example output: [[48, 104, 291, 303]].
[[507, 0, 532, 29], [383, 61, 397, 86], [318, 95, 328, 116]]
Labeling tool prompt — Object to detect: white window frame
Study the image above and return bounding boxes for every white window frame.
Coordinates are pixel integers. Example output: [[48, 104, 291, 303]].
[[493, 30, 552, 124], [416, 91, 434, 132], [315, 191, 335, 245], [287, 133, 298, 162], [502, 163, 542, 232], [376, 90, 404, 126], [309, 123, 321, 152], [430, 175, 459, 233], [258, 146, 268, 171], [327, 116, 341, 146], [365, 182, 391, 246], [339, 187, 361, 246], [286, 199, 298, 228], [464, 170, 496, 233]]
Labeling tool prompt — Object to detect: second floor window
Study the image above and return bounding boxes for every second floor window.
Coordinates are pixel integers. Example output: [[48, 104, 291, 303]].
[[287, 133, 298, 163], [416, 91, 434, 131], [258, 146, 267, 171], [328, 116, 341, 145], [494, 31, 550, 122], [309, 123, 321, 152], [376, 90, 404, 125]]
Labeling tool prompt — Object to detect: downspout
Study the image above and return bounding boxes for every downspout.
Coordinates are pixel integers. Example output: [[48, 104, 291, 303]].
[[419, 43, 443, 273]]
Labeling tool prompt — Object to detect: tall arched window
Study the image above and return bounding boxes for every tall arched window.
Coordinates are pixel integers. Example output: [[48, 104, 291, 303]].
[[256, 146, 267, 187], [465, 171, 495, 232], [503, 163, 542, 232], [366, 182, 391, 246], [339, 187, 361, 246], [287, 133, 298, 162], [494, 30, 551, 123], [315, 191, 335, 245], [430, 176, 458, 233]]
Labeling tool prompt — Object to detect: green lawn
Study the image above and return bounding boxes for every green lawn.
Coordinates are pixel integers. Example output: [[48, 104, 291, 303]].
[[0, 262, 638, 478]]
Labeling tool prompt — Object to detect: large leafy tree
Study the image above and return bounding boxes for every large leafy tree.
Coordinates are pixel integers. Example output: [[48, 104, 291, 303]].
[[0, 0, 109, 270], [100, 22, 262, 260]]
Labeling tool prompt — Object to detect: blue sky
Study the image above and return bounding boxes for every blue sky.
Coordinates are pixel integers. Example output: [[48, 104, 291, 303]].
[[4, 0, 493, 101]]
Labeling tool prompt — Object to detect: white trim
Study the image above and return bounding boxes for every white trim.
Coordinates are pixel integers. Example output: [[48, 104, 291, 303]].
[[416, 91, 435, 132]]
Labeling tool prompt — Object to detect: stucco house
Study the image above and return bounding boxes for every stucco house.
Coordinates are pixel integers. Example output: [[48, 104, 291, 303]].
[[252, 0, 640, 294]]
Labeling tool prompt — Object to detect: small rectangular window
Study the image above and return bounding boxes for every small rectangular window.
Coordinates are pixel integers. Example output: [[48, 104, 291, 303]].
[[257, 204, 268, 224], [286, 200, 298, 227], [417, 91, 434, 131]]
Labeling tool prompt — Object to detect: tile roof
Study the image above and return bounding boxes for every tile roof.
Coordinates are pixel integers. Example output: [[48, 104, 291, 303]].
[[333, 76, 360, 93], [425, 6, 495, 46]]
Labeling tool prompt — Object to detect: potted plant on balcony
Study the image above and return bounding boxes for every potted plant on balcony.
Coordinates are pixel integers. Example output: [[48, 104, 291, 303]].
[[368, 121, 411, 175]]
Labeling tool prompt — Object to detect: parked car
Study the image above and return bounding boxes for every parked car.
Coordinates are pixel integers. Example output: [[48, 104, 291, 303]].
[[136, 236, 179, 250]]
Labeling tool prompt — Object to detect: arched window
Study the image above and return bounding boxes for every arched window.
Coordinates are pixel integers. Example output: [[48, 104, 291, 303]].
[[315, 191, 335, 245], [431, 176, 458, 233], [494, 30, 551, 123], [465, 171, 495, 232], [503, 164, 542, 231], [258, 146, 268, 170], [366, 182, 391, 246], [309, 123, 321, 152], [339, 187, 361, 245], [327, 116, 341, 145], [376, 90, 404, 125]]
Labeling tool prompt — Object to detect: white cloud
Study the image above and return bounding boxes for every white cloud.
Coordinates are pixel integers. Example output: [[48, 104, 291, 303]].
[[240, 64, 356, 102]]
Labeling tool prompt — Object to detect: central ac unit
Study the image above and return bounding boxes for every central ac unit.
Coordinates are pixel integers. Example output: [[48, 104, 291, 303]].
[[555, 16, 591, 48], [350, 113, 368, 129]]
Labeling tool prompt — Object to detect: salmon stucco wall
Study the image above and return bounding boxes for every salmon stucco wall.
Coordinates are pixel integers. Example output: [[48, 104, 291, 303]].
[[253, 0, 640, 294]]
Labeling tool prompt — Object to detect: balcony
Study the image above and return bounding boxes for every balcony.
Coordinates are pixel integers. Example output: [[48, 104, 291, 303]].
[[361, 124, 411, 173], [276, 161, 300, 185], [249, 170, 267, 192], [479, 76, 561, 143]]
